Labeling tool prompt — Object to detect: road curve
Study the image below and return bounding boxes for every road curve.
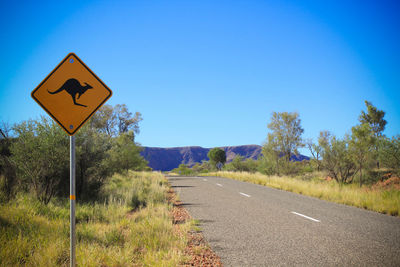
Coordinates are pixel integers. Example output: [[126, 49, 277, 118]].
[[168, 175, 400, 266]]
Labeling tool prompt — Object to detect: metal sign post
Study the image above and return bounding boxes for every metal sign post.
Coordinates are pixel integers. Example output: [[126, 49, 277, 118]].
[[70, 136, 76, 267]]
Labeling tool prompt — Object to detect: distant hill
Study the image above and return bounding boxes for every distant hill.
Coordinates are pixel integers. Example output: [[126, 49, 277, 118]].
[[141, 145, 309, 171]]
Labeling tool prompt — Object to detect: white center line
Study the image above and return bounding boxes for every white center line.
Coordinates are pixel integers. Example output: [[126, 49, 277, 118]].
[[216, 183, 223, 187], [291, 211, 320, 222], [239, 192, 251, 197], [203, 178, 207, 181]]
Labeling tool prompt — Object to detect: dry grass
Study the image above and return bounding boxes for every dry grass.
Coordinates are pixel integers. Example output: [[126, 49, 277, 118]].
[[203, 171, 400, 216], [0, 171, 191, 266]]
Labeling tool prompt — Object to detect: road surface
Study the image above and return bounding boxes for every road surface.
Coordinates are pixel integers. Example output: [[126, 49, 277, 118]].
[[168, 175, 400, 266]]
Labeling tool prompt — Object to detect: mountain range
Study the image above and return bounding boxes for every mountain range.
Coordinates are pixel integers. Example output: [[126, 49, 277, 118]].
[[141, 145, 309, 171]]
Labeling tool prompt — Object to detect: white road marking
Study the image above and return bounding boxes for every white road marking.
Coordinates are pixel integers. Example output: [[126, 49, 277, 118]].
[[291, 211, 320, 222], [239, 192, 251, 198], [203, 178, 208, 181], [216, 183, 223, 187]]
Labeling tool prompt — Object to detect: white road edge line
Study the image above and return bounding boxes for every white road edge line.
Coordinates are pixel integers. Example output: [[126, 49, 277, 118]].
[[239, 192, 251, 198], [203, 178, 207, 181], [216, 183, 223, 187], [291, 211, 320, 222]]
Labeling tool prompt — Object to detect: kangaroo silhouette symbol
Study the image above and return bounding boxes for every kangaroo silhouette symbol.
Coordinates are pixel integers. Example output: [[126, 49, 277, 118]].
[[48, 78, 93, 107]]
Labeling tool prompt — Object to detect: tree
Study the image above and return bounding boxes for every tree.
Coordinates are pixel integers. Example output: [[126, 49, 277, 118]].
[[320, 133, 357, 184], [10, 117, 69, 204], [306, 131, 331, 173], [106, 131, 148, 174], [359, 101, 387, 137], [0, 121, 16, 201], [74, 125, 113, 201], [267, 112, 304, 162], [306, 138, 322, 172], [90, 104, 116, 136], [8, 103, 147, 203], [350, 124, 376, 187], [207, 148, 226, 169], [114, 104, 142, 135], [260, 135, 283, 175], [359, 101, 387, 169], [90, 104, 142, 139], [262, 111, 304, 175], [378, 135, 400, 171]]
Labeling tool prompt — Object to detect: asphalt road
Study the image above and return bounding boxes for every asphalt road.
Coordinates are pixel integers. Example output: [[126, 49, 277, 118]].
[[168, 175, 400, 266]]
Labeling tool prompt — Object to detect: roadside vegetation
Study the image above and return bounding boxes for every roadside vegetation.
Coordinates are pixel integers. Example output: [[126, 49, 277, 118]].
[[0, 104, 199, 266], [172, 101, 400, 216], [0, 171, 191, 266], [0, 104, 149, 204]]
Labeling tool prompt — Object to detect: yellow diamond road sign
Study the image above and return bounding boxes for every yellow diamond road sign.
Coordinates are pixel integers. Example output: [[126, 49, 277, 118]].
[[31, 53, 112, 135]]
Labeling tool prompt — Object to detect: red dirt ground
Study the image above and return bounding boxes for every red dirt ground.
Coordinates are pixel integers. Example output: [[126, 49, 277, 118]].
[[373, 175, 400, 190]]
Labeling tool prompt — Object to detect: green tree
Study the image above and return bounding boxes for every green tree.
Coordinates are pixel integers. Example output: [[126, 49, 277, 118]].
[[260, 136, 283, 175], [320, 133, 357, 184], [8, 103, 147, 203], [115, 104, 142, 135], [262, 112, 304, 175], [359, 101, 387, 169], [90, 104, 116, 136], [91, 104, 142, 139], [10, 117, 69, 204], [306, 131, 331, 173], [378, 135, 400, 172], [359, 101, 387, 137], [267, 112, 304, 162], [0, 122, 16, 201], [74, 125, 112, 201], [106, 131, 148, 174], [306, 138, 322, 172], [207, 148, 226, 170], [350, 124, 376, 187]]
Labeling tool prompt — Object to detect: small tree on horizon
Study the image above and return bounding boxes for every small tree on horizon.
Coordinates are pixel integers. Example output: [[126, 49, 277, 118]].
[[207, 148, 226, 170]]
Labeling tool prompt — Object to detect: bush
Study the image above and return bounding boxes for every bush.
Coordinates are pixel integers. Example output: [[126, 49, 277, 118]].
[[106, 131, 148, 174], [74, 125, 113, 202], [171, 164, 196, 176], [224, 156, 258, 173], [102, 171, 166, 210], [10, 117, 69, 204], [0, 138, 17, 202], [6, 103, 149, 204], [379, 135, 400, 172]]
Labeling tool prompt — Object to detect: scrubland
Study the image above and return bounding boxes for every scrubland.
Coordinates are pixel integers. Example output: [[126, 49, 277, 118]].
[[0, 171, 191, 266]]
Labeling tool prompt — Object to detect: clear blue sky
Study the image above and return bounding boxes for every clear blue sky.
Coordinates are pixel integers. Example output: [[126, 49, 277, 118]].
[[1, 0, 399, 151]]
